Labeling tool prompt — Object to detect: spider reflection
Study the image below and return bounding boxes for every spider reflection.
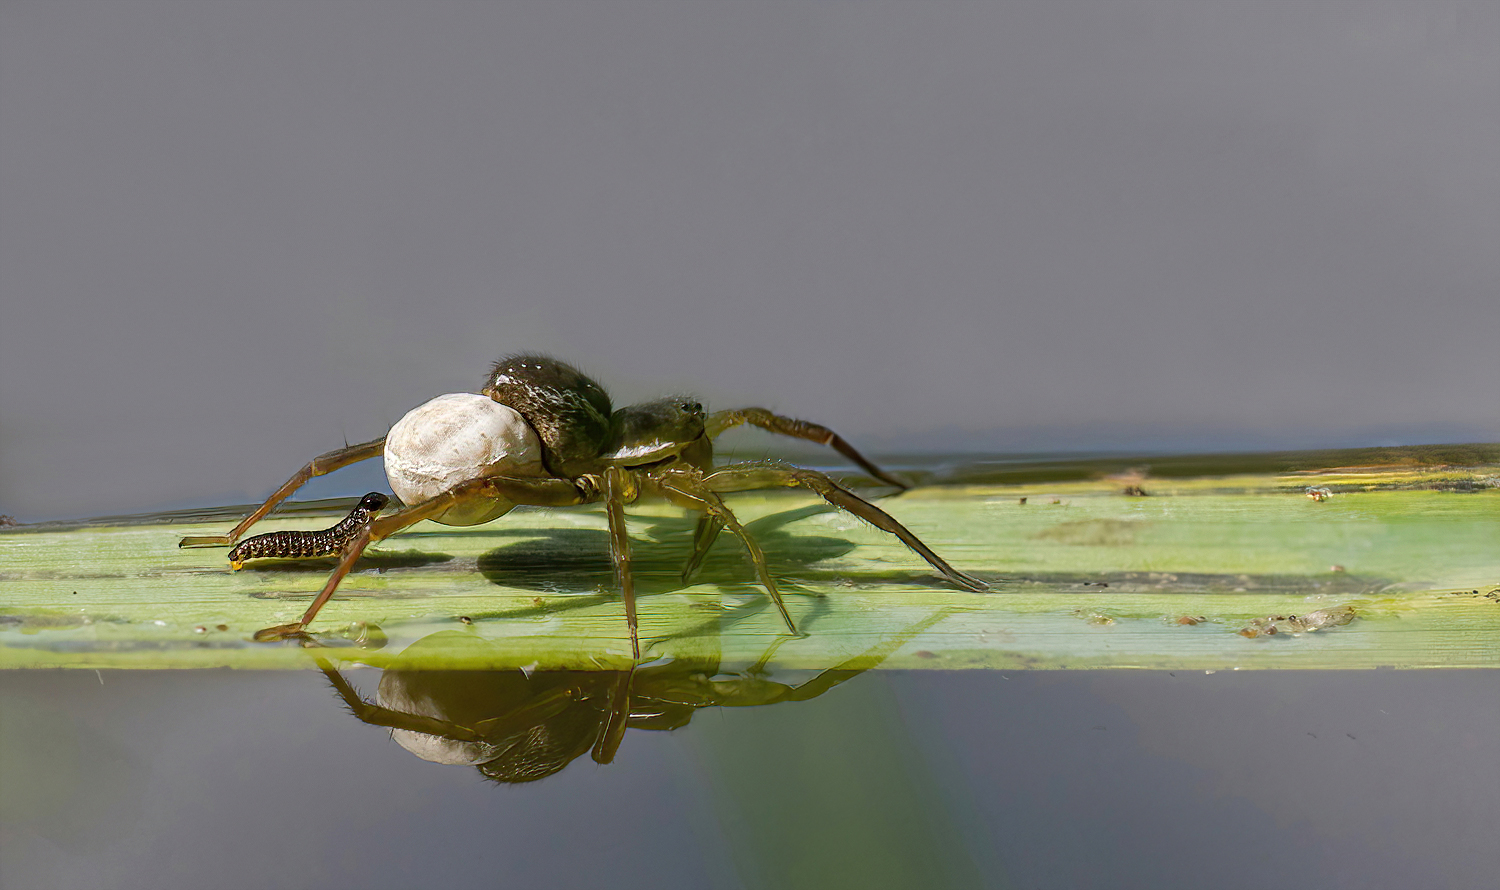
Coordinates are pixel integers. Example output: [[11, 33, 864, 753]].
[[316, 613, 944, 784]]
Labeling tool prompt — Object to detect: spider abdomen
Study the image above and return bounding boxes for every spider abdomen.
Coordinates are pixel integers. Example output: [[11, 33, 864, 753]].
[[483, 355, 613, 477]]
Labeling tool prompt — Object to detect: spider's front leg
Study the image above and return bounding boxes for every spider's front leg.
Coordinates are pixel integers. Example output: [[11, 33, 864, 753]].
[[681, 512, 726, 584], [601, 466, 644, 659], [679, 412, 911, 586], [648, 469, 800, 637], [706, 408, 909, 490], [179, 437, 387, 548], [251, 473, 600, 641], [699, 461, 988, 593], [676, 436, 728, 584], [593, 461, 766, 661]]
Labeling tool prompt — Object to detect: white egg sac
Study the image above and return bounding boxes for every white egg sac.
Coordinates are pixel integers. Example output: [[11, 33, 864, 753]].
[[383, 392, 546, 526]]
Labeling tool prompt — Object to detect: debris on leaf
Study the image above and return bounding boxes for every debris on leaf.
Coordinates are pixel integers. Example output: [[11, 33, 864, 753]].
[[1238, 605, 1355, 638], [1106, 467, 1150, 496]]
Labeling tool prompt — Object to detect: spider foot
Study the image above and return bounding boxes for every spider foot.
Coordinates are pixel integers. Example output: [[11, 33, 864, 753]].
[[253, 622, 309, 642], [952, 572, 990, 593], [179, 534, 232, 548]]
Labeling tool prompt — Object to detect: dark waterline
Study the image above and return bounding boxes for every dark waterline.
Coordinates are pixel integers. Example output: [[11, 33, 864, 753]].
[[3, 668, 1496, 889]]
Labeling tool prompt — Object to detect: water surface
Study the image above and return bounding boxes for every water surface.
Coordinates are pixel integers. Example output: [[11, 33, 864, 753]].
[[4, 667, 1496, 889]]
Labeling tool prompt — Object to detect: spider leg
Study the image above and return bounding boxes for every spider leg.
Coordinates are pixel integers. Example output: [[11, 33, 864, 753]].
[[590, 667, 637, 764], [252, 473, 598, 641], [700, 462, 988, 593], [676, 436, 724, 582], [315, 656, 576, 744], [602, 467, 643, 659], [653, 471, 799, 635], [706, 408, 909, 490], [179, 437, 386, 548], [682, 514, 725, 583], [317, 658, 488, 743]]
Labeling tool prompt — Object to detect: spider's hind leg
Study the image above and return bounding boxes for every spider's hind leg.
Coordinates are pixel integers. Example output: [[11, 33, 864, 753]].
[[252, 472, 598, 642], [179, 436, 387, 548]]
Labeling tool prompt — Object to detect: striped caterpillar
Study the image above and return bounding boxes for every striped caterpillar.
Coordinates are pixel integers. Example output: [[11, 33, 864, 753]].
[[228, 493, 389, 569]]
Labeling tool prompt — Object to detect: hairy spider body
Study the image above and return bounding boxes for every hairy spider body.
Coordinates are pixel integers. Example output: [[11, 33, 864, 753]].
[[181, 355, 986, 657], [484, 355, 615, 475]]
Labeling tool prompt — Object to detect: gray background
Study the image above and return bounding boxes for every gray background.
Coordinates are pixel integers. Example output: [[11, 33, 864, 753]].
[[3, 0, 1497, 522]]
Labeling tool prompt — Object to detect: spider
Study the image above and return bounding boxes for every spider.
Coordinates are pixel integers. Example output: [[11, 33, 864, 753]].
[[180, 355, 987, 656], [316, 608, 946, 782], [314, 632, 875, 782]]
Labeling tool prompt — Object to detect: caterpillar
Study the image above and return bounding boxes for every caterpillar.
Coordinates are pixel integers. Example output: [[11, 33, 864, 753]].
[[228, 492, 389, 569]]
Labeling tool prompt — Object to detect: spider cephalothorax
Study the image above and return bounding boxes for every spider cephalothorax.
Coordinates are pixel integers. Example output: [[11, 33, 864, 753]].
[[181, 355, 986, 656]]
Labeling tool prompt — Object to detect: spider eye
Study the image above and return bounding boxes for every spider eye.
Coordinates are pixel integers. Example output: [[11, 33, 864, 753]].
[[680, 401, 703, 415]]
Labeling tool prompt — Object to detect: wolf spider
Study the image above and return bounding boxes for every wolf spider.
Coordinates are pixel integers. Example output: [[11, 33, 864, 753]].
[[181, 355, 986, 656]]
